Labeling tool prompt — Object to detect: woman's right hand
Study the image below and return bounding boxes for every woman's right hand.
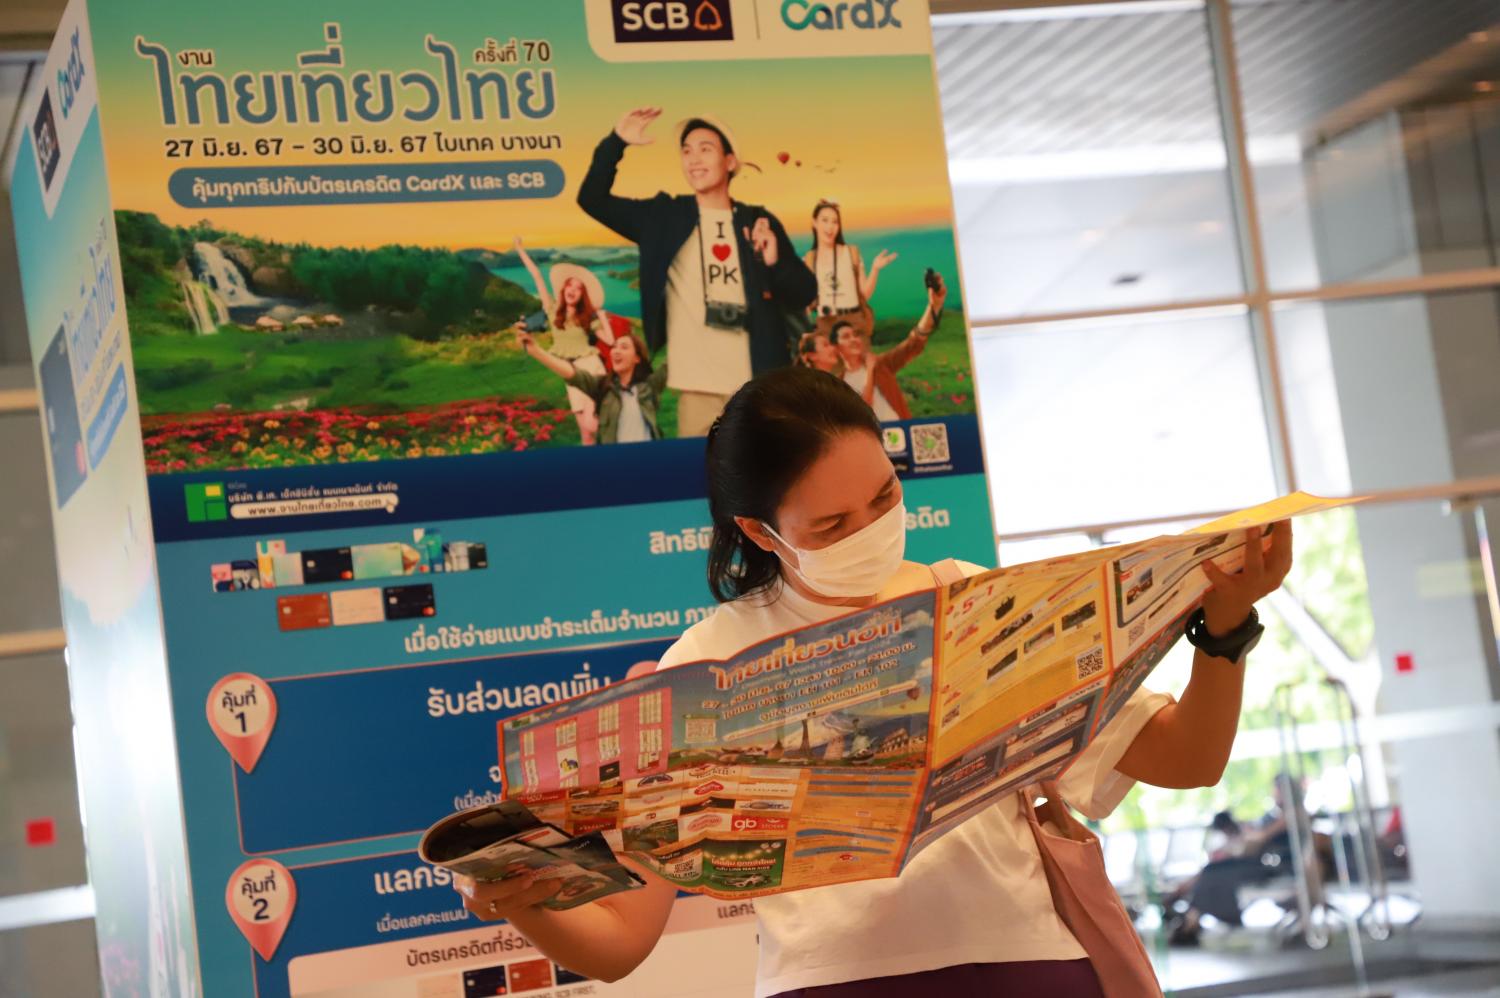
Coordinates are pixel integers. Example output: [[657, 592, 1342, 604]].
[[454, 870, 562, 922], [514, 326, 535, 351], [513, 236, 525, 252]]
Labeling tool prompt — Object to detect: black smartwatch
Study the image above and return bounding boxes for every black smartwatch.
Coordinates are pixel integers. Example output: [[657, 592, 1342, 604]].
[[1184, 606, 1264, 664]]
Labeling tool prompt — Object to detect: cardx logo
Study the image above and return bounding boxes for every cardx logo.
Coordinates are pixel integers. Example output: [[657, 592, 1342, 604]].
[[185, 482, 228, 522], [782, 0, 902, 30], [56, 28, 86, 119], [613, 0, 734, 43]]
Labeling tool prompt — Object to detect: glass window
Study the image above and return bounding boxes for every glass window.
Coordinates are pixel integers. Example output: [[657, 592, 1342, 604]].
[[1234, 0, 1500, 289], [997, 532, 1092, 568], [1105, 496, 1500, 948], [1272, 290, 1500, 496], [934, 2, 1244, 319], [972, 308, 1278, 535]]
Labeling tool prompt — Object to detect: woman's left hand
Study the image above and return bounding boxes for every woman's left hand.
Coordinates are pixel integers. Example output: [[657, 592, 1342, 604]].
[[1201, 521, 1293, 636]]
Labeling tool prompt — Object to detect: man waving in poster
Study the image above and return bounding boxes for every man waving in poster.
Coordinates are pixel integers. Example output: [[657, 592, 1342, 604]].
[[578, 107, 817, 437]]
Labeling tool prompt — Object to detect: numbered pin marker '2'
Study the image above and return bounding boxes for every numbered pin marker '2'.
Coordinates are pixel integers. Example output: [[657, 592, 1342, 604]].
[[206, 673, 277, 773], [226, 859, 296, 961]]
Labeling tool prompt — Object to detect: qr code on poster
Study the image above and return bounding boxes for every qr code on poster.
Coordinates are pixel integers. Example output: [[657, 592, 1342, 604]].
[[1076, 646, 1105, 680], [912, 423, 951, 465]]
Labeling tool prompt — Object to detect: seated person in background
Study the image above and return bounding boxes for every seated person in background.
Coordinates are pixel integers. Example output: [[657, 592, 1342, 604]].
[[1167, 776, 1333, 946]]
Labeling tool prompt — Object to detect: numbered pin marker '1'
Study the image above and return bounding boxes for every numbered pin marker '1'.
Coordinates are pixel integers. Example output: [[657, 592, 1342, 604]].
[[226, 859, 296, 961], [206, 673, 277, 773]]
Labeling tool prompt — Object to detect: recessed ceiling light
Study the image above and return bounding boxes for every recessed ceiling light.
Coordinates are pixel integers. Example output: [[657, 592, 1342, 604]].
[[1469, 31, 1491, 43], [1476, 81, 1497, 93]]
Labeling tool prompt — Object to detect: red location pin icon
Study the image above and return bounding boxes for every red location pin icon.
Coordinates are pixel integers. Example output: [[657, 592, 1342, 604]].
[[206, 673, 278, 773], [226, 858, 296, 961]]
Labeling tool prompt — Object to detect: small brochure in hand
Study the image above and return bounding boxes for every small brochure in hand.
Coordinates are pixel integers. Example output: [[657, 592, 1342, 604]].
[[418, 799, 643, 911]]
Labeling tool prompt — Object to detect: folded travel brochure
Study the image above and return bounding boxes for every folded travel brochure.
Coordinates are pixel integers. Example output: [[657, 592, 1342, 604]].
[[418, 799, 645, 911], [463, 492, 1356, 901]]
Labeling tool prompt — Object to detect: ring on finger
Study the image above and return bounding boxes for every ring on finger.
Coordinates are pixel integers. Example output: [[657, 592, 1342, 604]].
[[488, 900, 497, 914]]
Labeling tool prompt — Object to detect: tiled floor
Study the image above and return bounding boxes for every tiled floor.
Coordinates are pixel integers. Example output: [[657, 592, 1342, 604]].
[[1152, 926, 1500, 997]]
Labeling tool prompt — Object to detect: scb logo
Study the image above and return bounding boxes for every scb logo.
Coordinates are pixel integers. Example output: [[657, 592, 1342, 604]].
[[613, 0, 735, 43], [782, 0, 902, 31]]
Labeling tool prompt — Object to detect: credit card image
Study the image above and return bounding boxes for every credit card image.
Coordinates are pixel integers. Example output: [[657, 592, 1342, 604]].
[[462, 965, 508, 997], [302, 547, 354, 583], [277, 593, 332, 631], [230, 560, 261, 591], [505, 959, 554, 992], [415, 528, 445, 572], [38, 324, 87, 508], [256, 540, 286, 587], [270, 551, 304, 587], [351, 543, 405, 580], [210, 563, 234, 592], [554, 965, 589, 985], [383, 584, 435, 620], [468, 543, 489, 569], [330, 587, 384, 626]]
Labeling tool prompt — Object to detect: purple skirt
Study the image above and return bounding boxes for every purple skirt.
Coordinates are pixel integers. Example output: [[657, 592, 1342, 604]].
[[771, 959, 1105, 997]]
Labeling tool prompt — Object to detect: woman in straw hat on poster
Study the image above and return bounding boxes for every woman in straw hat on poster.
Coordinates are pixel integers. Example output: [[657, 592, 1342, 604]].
[[512, 237, 616, 445]]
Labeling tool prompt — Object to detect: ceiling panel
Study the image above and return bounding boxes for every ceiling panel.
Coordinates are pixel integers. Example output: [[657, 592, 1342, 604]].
[[934, 0, 1500, 159]]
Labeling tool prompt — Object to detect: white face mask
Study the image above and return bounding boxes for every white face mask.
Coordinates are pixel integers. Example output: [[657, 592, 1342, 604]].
[[763, 502, 907, 598]]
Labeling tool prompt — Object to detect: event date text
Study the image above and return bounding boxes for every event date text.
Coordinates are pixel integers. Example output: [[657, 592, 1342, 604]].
[[163, 132, 513, 159]]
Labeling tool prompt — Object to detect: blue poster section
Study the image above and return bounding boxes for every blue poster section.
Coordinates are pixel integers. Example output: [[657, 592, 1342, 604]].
[[156, 445, 995, 996], [250, 850, 537, 998], [235, 639, 673, 854]]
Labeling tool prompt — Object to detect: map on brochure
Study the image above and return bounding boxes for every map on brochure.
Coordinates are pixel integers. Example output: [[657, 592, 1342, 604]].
[[487, 492, 1356, 900]]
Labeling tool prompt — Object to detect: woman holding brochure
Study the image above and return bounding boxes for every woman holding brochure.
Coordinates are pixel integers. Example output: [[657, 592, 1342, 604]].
[[453, 367, 1292, 997]]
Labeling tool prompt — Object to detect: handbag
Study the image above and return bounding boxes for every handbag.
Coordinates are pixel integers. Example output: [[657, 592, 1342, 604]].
[[927, 560, 1162, 998], [1019, 788, 1163, 997]]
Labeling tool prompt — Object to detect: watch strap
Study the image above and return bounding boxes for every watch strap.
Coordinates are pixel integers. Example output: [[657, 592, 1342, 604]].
[[1185, 606, 1264, 663]]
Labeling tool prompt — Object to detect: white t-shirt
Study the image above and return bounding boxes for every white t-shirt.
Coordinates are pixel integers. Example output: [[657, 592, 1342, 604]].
[[615, 383, 651, 444], [657, 565, 1171, 998], [814, 243, 859, 313], [665, 207, 751, 397], [843, 366, 901, 423]]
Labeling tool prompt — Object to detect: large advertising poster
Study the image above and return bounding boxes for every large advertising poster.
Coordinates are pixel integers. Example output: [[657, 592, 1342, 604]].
[[55, 1, 995, 995]]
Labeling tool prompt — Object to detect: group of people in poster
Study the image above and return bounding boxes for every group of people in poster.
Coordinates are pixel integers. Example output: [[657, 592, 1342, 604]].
[[511, 107, 949, 445]]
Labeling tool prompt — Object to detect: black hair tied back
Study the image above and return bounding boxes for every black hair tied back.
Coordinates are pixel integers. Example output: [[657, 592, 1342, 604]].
[[704, 367, 880, 603]]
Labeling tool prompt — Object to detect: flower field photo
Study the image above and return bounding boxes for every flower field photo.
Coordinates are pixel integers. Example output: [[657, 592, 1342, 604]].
[[140, 399, 575, 474]]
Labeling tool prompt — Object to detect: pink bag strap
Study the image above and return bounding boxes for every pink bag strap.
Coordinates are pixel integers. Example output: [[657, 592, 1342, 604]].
[[1018, 788, 1163, 998], [928, 558, 966, 587]]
